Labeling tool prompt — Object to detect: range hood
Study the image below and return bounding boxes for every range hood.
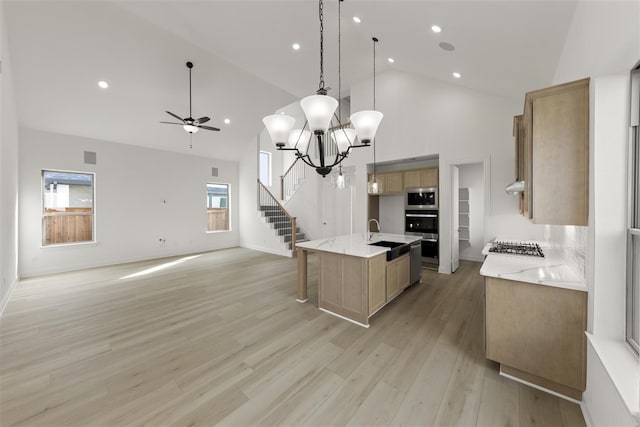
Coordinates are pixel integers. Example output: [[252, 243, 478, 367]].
[[505, 180, 525, 195]]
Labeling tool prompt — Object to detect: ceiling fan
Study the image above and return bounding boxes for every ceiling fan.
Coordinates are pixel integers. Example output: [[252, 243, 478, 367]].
[[161, 61, 220, 134]]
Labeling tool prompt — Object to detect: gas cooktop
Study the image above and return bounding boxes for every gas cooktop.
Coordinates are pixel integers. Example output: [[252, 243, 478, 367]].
[[488, 241, 545, 257]]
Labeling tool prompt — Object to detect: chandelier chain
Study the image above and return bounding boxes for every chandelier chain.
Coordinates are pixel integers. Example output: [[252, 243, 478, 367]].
[[319, 0, 325, 92], [337, 0, 341, 121]]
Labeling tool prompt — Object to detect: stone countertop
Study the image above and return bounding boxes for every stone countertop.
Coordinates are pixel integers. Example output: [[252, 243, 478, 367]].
[[296, 233, 421, 259], [480, 242, 587, 292]]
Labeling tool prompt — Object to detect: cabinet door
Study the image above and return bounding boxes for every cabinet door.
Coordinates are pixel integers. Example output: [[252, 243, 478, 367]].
[[386, 259, 401, 300], [404, 170, 422, 189], [485, 277, 587, 394], [531, 80, 588, 225], [421, 167, 438, 187], [368, 254, 386, 315], [384, 172, 404, 194]]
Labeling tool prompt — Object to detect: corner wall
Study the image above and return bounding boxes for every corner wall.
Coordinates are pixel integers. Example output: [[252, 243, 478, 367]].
[[18, 128, 240, 277], [0, 3, 20, 313]]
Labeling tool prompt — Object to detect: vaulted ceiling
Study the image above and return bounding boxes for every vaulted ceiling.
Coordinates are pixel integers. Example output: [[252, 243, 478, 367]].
[[4, 1, 580, 161]]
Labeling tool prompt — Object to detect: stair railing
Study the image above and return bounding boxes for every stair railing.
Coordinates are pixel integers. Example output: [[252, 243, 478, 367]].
[[280, 157, 306, 201], [257, 179, 297, 252]]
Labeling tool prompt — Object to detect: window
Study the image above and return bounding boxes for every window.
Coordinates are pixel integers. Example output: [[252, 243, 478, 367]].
[[42, 170, 95, 246], [207, 183, 230, 232], [627, 66, 640, 354], [259, 150, 271, 186]]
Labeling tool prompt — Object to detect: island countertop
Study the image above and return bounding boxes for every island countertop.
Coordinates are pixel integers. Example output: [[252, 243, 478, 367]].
[[480, 243, 587, 292], [296, 233, 421, 258]]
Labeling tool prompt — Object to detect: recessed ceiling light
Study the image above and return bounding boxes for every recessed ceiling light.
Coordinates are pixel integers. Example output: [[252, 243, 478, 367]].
[[224, 118, 231, 124], [292, 43, 301, 50], [97, 81, 109, 89], [453, 72, 462, 79], [353, 16, 361, 23], [387, 58, 395, 63], [431, 25, 442, 33]]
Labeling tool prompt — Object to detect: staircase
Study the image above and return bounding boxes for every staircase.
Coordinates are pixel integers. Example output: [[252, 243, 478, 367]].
[[257, 179, 308, 254], [258, 206, 308, 250], [280, 158, 306, 201]]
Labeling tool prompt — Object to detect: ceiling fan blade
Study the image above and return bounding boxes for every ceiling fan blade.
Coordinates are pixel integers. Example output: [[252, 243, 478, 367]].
[[160, 121, 185, 125], [198, 125, 221, 131], [165, 111, 184, 122], [197, 116, 210, 124]]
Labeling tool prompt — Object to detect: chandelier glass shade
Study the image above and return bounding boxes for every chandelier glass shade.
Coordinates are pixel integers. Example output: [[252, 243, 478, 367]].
[[288, 129, 312, 152], [262, 114, 295, 148], [349, 110, 383, 144], [261, 0, 383, 177], [300, 95, 338, 134]]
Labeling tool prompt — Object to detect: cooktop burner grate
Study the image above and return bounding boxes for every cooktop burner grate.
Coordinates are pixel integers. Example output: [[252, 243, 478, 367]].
[[488, 241, 545, 257]]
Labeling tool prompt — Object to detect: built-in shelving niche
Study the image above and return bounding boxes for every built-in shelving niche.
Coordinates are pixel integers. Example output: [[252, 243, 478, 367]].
[[459, 188, 470, 241]]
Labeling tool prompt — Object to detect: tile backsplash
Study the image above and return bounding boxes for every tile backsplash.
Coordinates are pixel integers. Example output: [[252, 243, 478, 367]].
[[544, 225, 587, 278]]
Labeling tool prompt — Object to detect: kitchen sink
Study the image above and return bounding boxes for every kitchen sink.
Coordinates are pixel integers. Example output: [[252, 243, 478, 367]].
[[368, 240, 410, 261]]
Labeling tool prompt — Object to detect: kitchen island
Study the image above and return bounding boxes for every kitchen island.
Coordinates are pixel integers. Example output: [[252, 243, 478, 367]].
[[480, 243, 587, 401], [297, 233, 421, 327]]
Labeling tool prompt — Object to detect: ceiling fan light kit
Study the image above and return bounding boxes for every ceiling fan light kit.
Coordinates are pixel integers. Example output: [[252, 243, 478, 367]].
[[261, 0, 383, 177], [161, 61, 220, 138]]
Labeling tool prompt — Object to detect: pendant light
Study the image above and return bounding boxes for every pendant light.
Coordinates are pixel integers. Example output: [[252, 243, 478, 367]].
[[367, 37, 383, 194], [261, 0, 379, 177]]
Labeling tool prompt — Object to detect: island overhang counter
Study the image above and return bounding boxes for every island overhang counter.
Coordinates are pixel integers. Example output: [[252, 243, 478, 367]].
[[296, 233, 422, 327]]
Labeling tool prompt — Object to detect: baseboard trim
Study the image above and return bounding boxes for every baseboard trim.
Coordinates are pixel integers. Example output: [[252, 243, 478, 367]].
[[240, 243, 292, 258], [0, 277, 19, 318]]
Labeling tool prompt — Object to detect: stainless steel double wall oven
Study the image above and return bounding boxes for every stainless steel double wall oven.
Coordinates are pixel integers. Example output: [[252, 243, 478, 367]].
[[405, 188, 439, 266]]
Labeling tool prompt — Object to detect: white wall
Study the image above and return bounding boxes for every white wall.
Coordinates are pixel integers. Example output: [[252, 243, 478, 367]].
[[18, 127, 239, 277], [553, 0, 640, 85], [550, 0, 640, 424], [348, 69, 540, 273], [458, 162, 485, 262], [0, 3, 20, 312]]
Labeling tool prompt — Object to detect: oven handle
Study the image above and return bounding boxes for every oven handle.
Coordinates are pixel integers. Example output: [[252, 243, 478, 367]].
[[422, 238, 438, 242], [406, 214, 438, 218]]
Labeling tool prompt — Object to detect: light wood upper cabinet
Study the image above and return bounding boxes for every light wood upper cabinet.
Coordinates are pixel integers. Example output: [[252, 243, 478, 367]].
[[383, 171, 404, 194], [421, 167, 439, 188], [368, 171, 403, 195], [520, 78, 589, 226], [368, 167, 439, 195], [404, 167, 438, 189]]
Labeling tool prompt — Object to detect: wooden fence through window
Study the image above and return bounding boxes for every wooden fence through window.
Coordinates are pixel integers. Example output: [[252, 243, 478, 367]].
[[207, 208, 229, 231]]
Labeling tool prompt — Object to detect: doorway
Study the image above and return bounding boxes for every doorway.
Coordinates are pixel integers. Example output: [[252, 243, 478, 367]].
[[451, 161, 487, 272]]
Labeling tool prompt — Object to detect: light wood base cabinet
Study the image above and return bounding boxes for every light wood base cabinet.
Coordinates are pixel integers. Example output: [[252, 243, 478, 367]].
[[317, 252, 411, 326], [484, 277, 587, 400], [386, 255, 410, 300]]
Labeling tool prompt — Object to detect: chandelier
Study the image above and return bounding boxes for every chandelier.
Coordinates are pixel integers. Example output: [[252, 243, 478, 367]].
[[262, 0, 383, 177]]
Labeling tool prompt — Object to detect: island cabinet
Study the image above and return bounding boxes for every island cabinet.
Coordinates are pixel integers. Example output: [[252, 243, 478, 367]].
[[484, 277, 587, 400], [520, 78, 589, 225], [386, 255, 410, 300], [317, 252, 410, 327]]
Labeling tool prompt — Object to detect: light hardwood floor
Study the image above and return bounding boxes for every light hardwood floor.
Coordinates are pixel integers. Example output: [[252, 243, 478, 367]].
[[0, 248, 586, 426]]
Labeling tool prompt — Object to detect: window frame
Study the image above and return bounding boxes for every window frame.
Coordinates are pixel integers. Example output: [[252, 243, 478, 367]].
[[259, 150, 272, 187], [206, 182, 231, 233], [41, 169, 96, 247], [626, 64, 640, 355]]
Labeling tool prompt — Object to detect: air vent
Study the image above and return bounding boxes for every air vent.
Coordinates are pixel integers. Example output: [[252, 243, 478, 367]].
[[211, 167, 218, 177], [84, 151, 97, 165]]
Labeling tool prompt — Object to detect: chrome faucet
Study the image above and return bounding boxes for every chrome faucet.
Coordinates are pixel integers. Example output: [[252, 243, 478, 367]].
[[368, 219, 381, 241]]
